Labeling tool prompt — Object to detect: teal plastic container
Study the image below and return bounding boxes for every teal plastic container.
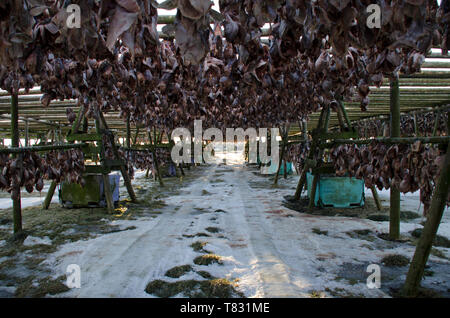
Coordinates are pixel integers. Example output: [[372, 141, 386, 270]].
[[269, 161, 293, 175], [306, 172, 365, 208]]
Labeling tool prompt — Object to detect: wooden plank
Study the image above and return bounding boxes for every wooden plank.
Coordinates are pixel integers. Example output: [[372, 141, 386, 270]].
[[390, 76, 401, 240], [67, 133, 103, 142]]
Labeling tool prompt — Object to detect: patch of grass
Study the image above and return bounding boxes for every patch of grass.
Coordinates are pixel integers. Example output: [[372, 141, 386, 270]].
[[411, 229, 450, 248], [310, 290, 324, 298], [312, 228, 328, 236], [377, 232, 410, 243], [183, 233, 211, 238], [201, 190, 212, 196], [347, 278, 359, 285], [190, 241, 211, 253], [346, 229, 375, 241], [381, 254, 410, 267], [424, 269, 434, 277], [14, 275, 69, 298], [367, 214, 389, 222], [196, 271, 214, 279], [430, 248, 449, 260], [390, 286, 444, 298], [144, 278, 243, 298], [214, 209, 227, 213], [400, 211, 421, 220], [193, 254, 223, 266], [24, 257, 45, 270], [205, 227, 221, 234], [324, 287, 363, 298], [165, 265, 193, 278]]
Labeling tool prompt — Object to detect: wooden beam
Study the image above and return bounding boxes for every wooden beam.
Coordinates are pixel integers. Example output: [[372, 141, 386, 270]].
[[10, 94, 22, 234], [402, 140, 450, 296], [390, 76, 401, 240]]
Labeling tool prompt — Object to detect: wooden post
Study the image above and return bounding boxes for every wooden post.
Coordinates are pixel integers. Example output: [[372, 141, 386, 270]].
[[24, 120, 29, 147], [149, 130, 164, 187], [126, 115, 131, 149], [432, 111, 440, 137], [402, 141, 450, 296], [294, 108, 326, 200], [274, 124, 289, 185], [133, 127, 140, 145], [82, 116, 88, 133], [413, 112, 419, 137], [371, 185, 383, 211], [11, 94, 22, 233], [71, 105, 85, 135], [308, 107, 331, 209], [339, 100, 352, 131], [390, 76, 401, 240], [178, 163, 185, 176], [336, 107, 346, 132], [42, 181, 57, 210]]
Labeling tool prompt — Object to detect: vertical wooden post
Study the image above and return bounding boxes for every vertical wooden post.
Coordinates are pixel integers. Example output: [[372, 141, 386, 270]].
[[126, 115, 131, 149], [432, 111, 440, 137], [24, 120, 29, 147], [133, 127, 140, 145], [336, 107, 346, 132], [371, 185, 383, 211], [274, 124, 290, 185], [402, 141, 450, 296], [389, 76, 401, 240], [11, 94, 22, 234], [149, 130, 164, 187], [339, 100, 352, 131], [82, 116, 88, 133], [413, 112, 419, 136], [42, 181, 57, 210]]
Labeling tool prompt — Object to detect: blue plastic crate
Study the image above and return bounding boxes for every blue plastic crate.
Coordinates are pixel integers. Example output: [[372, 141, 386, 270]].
[[306, 172, 365, 208]]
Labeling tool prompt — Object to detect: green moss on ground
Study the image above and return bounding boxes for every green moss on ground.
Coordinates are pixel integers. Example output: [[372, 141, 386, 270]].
[[381, 254, 410, 267], [205, 227, 221, 234], [193, 254, 223, 266], [411, 229, 450, 248], [312, 228, 328, 236], [345, 229, 376, 242], [145, 278, 243, 298], [183, 233, 211, 238], [14, 275, 69, 298], [196, 271, 214, 279], [165, 265, 193, 278], [190, 241, 211, 253]]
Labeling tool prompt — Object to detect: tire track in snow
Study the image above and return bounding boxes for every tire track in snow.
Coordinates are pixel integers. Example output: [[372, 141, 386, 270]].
[[222, 166, 306, 297]]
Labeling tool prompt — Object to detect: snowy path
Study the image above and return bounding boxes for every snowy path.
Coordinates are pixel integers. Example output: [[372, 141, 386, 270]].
[[44, 163, 450, 298]]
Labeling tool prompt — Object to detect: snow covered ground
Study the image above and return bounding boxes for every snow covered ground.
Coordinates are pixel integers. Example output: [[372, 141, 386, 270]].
[[33, 160, 449, 298], [1, 148, 448, 298]]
